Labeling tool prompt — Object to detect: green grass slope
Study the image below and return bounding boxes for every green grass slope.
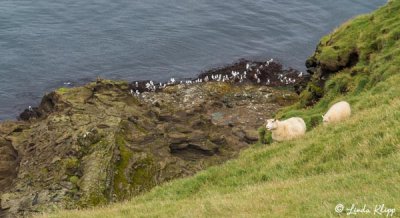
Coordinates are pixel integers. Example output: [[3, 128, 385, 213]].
[[42, 1, 400, 217]]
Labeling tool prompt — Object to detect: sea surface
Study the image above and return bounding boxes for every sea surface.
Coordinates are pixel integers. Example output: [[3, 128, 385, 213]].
[[0, 0, 386, 120]]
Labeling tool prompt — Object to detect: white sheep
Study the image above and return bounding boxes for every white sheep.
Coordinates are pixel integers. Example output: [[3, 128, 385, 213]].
[[322, 101, 351, 125], [266, 117, 306, 142]]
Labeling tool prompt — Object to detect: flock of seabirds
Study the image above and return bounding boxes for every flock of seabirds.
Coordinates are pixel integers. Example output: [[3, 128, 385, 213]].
[[124, 58, 305, 97], [24, 59, 305, 114]]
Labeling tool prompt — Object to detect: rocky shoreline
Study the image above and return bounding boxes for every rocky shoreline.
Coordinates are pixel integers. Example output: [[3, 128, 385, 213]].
[[0, 59, 309, 217]]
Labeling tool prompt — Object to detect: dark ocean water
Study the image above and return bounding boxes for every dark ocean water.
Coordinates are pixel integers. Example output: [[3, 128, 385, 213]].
[[0, 0, 386, 120]]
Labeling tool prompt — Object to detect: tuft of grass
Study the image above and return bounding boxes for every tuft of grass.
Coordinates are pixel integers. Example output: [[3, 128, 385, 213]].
[[257, 127, 272, 145]]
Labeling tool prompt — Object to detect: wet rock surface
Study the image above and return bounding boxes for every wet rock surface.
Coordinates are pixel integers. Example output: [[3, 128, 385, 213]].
[[0, 60, 307, 217]]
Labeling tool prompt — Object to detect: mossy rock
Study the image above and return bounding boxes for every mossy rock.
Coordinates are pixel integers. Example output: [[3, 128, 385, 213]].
[[56, 87, 70, 94], [64, 157, 80, 176], [69, 176, 80, 186], [113, 133, 158, 201]]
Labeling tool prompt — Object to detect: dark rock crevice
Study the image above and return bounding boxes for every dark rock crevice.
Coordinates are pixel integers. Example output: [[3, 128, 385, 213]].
[[303, 49, 359, 106]]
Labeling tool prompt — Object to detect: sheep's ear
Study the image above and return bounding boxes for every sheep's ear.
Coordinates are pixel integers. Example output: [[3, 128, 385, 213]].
[[273, 119, 276, 122]]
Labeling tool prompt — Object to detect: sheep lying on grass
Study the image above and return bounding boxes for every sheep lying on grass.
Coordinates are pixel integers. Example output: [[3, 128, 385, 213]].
[[266, 117, 306, 142], [323, 101, 351, 125]]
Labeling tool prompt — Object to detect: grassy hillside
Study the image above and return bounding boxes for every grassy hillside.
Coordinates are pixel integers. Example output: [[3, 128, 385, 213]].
[[42, 1, 400, 217]]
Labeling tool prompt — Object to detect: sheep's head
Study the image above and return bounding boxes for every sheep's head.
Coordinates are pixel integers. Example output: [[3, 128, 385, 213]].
[[322, 115, 330, 125], [266, 119, 278, 131]]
